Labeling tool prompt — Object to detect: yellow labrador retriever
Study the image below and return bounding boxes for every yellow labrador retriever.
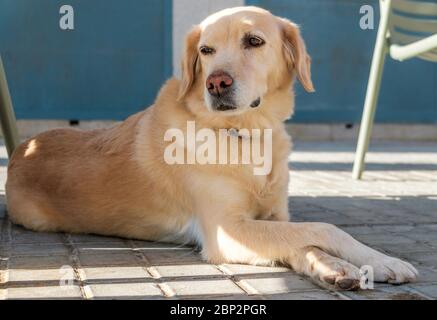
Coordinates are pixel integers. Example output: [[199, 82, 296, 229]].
[[6, 6, 417, 290]]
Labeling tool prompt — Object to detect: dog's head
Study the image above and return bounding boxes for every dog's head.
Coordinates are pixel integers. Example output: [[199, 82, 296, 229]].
[[178, 6, 314, 116]]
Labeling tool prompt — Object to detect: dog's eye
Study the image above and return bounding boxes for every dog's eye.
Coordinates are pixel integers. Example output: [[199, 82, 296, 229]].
[[249, 36, 264, 47], [199, 46, 215, 55], [244, 35, 265, 48]]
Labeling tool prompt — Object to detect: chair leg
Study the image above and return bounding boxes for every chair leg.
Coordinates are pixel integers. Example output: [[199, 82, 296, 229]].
[[352, 51, 387, 180], [352, 0, 392, 180], [0, 56, 20, 157]]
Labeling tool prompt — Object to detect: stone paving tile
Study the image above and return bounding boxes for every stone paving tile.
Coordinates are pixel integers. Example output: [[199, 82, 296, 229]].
[[83, 266, 152, 283], [0, 141, 436, 299], [377, 242, 436, 255], [89, 282, 163, 299], [413, 267, 437, 285], [78, 252, 141, 268], [411, 284, 437, 299], [132, 240, 190, 250], [6, 255, 73, 283], [292, 211, 364, 225], [9, 225, 64, 245], [155, 264, 223, 278], [353, 233, 417, 246], [416, 224, 437, 232], [167, 279, 245, 297], [341, 285, 430, 300], [3, 243, 69, 257], [143, 248, 203, 266], [6, 285, 82, 300], [69, 233, 127, 244], [75, 242, 132, 255], [265, 290, 343, 300], [402, 230, 437, 243], [235, 273, 319, 294], [220, 264, 290, 275], [404, 251, 437, 267]]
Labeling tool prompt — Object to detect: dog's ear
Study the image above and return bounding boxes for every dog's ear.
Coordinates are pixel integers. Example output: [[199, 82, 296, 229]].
[[178, 25, 202, 100], [279, 18, 314, 92]]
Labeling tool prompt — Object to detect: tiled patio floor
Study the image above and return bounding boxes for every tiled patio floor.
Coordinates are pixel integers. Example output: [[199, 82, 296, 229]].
[[0, 141, 436, 299]]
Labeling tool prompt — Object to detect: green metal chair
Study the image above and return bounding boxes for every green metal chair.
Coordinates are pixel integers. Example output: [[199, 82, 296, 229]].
[[353, 0, 437, 179], [0, 55, 19, 157]]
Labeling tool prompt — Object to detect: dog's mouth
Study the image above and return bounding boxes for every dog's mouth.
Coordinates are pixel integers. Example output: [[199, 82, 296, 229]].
[[214, 97, 261, 112], [216, 104, 237, 111], [250, 97, 261, 108]]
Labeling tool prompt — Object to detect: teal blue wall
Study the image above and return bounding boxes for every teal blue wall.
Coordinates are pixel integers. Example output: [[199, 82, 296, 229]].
[[248, 0, 437, 123], [0, 0, 172, 120], [1, 0, 436, 123]]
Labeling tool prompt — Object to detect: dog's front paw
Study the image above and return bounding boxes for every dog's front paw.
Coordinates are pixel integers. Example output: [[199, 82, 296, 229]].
[[301, 249, 361, 290], [370, 255, 418, 284], [319, 263, 361, 291]]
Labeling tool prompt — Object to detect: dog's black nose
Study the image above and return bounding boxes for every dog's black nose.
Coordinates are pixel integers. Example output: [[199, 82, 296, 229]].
[[206, 71, 233, 97]]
